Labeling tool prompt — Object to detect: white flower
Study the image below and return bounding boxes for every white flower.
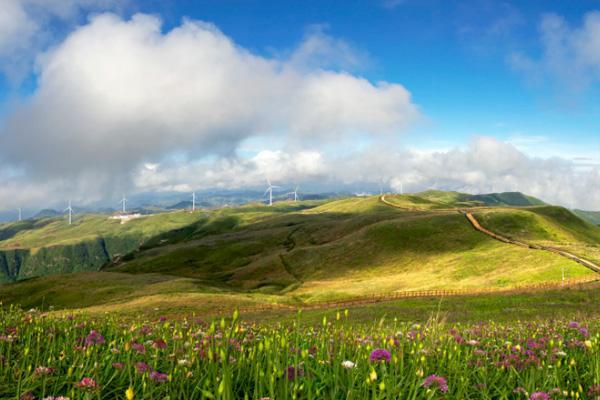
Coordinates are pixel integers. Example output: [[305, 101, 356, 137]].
[[341, 360, 356, 369]]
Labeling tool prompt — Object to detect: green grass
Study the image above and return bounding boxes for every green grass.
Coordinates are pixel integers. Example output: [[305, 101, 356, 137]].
[[474, 206, 600, 265], [1, 193, 599, 314]]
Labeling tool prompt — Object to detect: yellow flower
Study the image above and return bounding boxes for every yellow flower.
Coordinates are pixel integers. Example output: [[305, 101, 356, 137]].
[[584, 340, 593, 349], [369, 369, 377, 382], [125, 386, 134, 400]]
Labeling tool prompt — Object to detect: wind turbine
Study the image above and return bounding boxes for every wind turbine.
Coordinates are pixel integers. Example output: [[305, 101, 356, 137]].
[[264, 179, 280, 206], [119, 195, 127, 214], [17, 208, 22, 222], [399, 182, 404, 195], [191, 192, 196, 212], [64, 200, 73, 225], [286, 186, 299, 202]]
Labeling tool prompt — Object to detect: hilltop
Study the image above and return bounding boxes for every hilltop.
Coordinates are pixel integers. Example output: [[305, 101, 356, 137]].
[[0, 191, 598, 314]]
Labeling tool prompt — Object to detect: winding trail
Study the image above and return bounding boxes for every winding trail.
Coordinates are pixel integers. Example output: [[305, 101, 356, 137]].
[[381, 194, 600, 274]]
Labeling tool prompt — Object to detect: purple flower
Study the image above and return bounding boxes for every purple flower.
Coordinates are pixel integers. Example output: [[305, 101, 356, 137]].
[[132, 342, 146, 354], [369, 348, 391, 363], [568, 321, 580, 329], [84, 330, 105, 347], [422, 375, 448, 393], [135, 361, 151, 374], [152, 338, 167, 350], [149, 371, 169, 383], [529, 392, 550, 400], [286, 365, 304, 381]]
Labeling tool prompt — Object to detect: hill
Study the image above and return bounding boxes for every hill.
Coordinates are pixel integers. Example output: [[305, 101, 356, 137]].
[[0, 191, 598, 313], [573, 209, 600, 225], [0, 211, 207, 283]]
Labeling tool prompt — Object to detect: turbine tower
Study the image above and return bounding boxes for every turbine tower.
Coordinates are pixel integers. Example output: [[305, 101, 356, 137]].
[[264, 179, 280, 206], [17, 208, 21, 222], [192, 192, 196, 212], [120, 195, 127, 214], [64, 200, 73, 225], [286, 186, 299, 202]]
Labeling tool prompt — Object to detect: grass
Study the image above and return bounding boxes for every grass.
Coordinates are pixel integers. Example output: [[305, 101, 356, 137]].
[[0, 297, 598, 399], [0, 192, 599, 313], [474, 206, 600, 265]]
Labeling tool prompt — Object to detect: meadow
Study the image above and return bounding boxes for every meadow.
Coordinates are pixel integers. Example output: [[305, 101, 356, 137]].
[[0, 304, 598, 400]]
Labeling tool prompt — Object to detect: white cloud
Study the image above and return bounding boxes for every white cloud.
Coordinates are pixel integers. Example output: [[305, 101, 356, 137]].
[[0, 0, 120, 81], [510, 11, 600, 91], [0, 13, 419, 185]]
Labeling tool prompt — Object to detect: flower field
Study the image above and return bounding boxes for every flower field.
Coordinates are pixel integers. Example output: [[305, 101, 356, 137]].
[[0, 305, 599, 399]]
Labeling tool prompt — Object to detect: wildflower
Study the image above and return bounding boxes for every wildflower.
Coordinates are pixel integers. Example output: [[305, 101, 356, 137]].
[[529, 392, 550, 400], [131, 342, 146, 354], [177, 359, 191, 366], [20, 392, 35, 400], [422, 375, 448, 393], [568, 321, 580, 329], [286, 365, 304, 381], [369, 369, 378, 382], [584, 340, 593, 349], [135, 362, 151, 374], [588, 385, 600, 397], [125, 387, 134, 400], [369, 348, 391, 363], [35, 366, 54, 375], [152, 338, 167, 350], [341, 360, 356, 369], [112, 362, 124, 369], [84, 330, 105, 347], [43, 397, 71, 400], [76, 377, 98, 390], [149, 371, 169, 383], [513, 387, 527, 394]]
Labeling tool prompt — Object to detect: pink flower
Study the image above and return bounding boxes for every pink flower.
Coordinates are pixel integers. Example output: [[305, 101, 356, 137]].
[[529, 392, 550, 400], [149, 371, 169, 383], [422, 375, 448, 393], [35, 366, 55, 376], [135, 362, 151, 374], [76, 377, 98, 390], [152, 338, 167, 350]]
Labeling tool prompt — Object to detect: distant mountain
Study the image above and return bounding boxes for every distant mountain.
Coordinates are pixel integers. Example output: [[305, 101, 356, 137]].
[[414, 190, 545, 207], [33, 209, 61, 219], [470, 192, 545, 207], [573, 209, 600, 225]]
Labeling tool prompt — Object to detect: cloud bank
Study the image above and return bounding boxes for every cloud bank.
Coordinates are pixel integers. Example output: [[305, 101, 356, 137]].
[[0, 13, 419, 179]]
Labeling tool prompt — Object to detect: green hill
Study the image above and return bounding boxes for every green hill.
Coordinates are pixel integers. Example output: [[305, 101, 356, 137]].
[[0, 192, 598, 313], [384, 190, 544, 210], [573, 209, 600, 225], [0, 211, 209, 282]]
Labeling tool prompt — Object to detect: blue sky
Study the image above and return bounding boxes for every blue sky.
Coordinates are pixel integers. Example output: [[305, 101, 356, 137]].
[[0, 0, 600, 212], [128, 0, 600, 155]]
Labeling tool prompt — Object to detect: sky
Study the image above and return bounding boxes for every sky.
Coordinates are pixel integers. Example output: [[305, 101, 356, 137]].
[[1, 0, 600, 214]]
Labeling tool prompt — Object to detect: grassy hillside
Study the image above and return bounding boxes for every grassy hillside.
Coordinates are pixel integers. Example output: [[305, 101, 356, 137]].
[[383, 190, 544, 210], [0, 192, 598, 312], [102, 196, 593, 302], [474, 206, 600, 265], [0, 211, 209, 282], [573, 209, 600, 225]]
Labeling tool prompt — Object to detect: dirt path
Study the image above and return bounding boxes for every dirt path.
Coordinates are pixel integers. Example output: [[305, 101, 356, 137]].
[[380, 194, 600, 274]]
